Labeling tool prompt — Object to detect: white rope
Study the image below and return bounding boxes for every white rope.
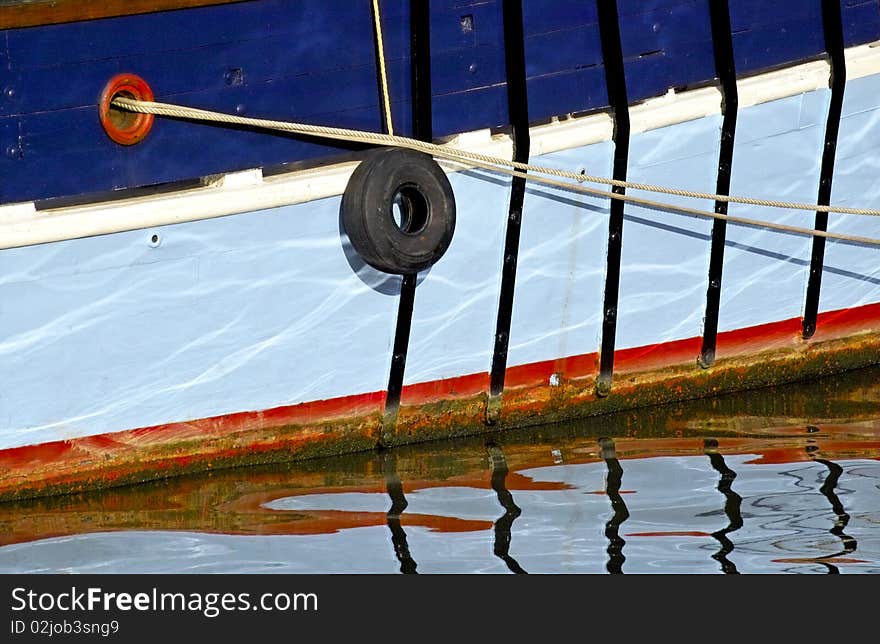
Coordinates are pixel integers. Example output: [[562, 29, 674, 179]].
[[371, 0, 394, 136], [111, 96, 880, 247]]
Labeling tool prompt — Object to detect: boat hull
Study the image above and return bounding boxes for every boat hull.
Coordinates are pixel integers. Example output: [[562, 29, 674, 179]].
[[1, 3, 880, 500]]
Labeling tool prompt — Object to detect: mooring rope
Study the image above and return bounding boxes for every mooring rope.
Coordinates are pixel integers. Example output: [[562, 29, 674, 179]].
[[110, 96, 880, 247], [370, 0, 394, 136]]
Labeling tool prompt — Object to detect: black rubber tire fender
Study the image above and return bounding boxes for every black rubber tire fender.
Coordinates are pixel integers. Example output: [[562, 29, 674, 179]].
[[341, 147, 456, 275]]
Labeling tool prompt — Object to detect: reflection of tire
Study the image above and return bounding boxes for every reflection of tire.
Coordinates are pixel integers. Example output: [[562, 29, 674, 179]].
[[341, 147, 456, 275]]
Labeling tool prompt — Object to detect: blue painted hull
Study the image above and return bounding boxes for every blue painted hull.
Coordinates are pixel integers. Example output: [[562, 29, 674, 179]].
[[2, 0, 879, 204]]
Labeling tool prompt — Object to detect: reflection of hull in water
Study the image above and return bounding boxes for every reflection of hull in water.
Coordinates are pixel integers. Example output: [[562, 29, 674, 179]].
[[2, 2, 880, 500], [0, 432, 876, 574]]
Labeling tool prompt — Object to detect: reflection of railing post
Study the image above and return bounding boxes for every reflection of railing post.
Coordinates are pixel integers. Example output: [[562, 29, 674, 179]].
[[380, 450, 417, 574], [703, 438, 743, 574], [487, 442, 528, 574], [599, 437, 629, 574], [808, 446, 858, 574]]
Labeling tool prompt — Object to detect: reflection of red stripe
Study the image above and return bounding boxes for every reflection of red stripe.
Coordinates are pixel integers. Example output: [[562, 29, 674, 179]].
[[745, 442, 880, 465], [0, 511, 495, 547], [772, 557, 869, 565], [626, 531, 711, 537], [258, 510, 495, 535], [230, 475, 574, 511]]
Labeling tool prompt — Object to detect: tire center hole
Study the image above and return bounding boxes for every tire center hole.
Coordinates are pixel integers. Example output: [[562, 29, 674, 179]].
[[108, 90, 139, 131], [391, 185, 429, 235]]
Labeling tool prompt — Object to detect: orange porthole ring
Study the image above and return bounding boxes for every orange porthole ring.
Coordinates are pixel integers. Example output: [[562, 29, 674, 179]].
[[99, 73, 155, 145]]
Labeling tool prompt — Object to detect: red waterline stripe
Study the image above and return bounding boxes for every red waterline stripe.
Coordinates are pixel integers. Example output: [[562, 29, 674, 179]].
[[812, 301, 880, 342], [614, 336, 703, 374], [509, 302, 880, 384], [2, 302, 879, 470], [504, 353, 600, 389], [0, 390, 384, 470], [126, 389, 387, 444], [616, 316, 802, 375], [400, 371, 489, 405], [398, 300, 880, 397]]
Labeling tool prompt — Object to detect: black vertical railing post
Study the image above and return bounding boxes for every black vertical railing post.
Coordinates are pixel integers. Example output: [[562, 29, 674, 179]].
[[596, 0, 629, 395], [384, 274, 417, 433], [488, 0, 530, 420], [803, 0, 846, 339], [700, 0, 738, 368], [382, 4, 433, 438]]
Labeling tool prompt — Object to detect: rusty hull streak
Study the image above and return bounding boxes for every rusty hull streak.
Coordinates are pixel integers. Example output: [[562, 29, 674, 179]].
[[388, 327, 880, 445], [1, 325, 879, 502], [0, 412, 383, 503], [485, 330, 880, 434]]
